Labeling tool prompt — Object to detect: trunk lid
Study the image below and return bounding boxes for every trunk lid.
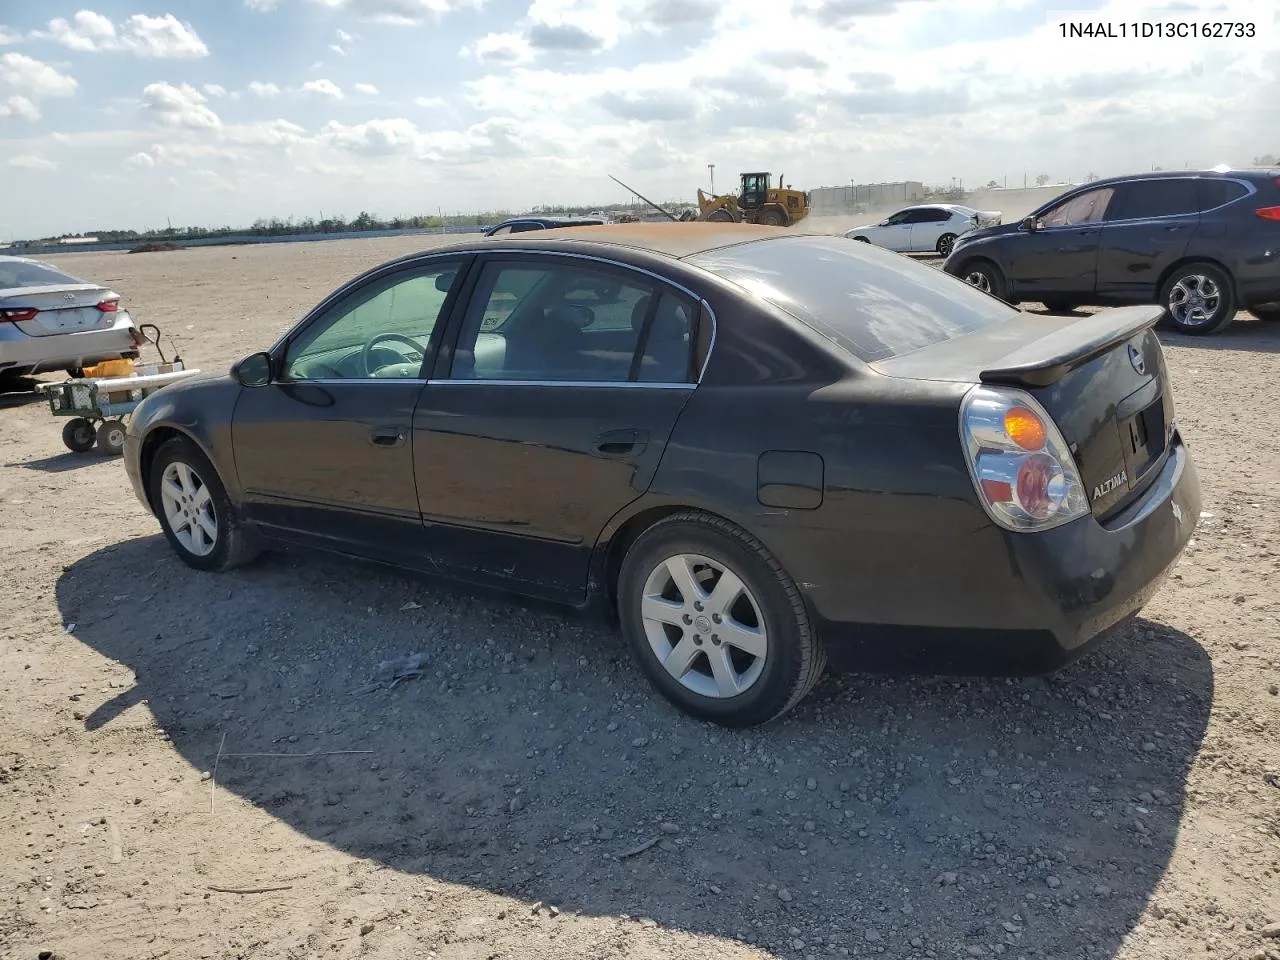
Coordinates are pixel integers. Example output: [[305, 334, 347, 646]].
[[0, 284, 120, 337], [873, 305, 1174, 520]]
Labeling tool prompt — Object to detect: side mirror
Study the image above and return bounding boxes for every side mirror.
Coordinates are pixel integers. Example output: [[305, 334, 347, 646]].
[[1020, 215, 1040, 231], [232, 351, 272, 387]]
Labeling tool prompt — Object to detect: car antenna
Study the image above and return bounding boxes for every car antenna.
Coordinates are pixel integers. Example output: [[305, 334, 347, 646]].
[[607, 174, 680, 222]]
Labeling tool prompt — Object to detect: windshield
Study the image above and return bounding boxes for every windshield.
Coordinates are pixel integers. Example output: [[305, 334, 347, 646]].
[[688, 234, 1020, 363], [0, 259, 84, 290]]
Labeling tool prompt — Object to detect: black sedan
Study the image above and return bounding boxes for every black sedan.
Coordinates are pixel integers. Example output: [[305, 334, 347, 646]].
[[123, 223, 1201, 727]]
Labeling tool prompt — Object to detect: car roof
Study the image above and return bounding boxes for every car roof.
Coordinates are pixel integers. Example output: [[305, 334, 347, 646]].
[[1071, 168, 1279, 190], [471, 222, 795, 259]]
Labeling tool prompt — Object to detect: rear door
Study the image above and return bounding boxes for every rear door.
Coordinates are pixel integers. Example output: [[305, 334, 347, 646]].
[[905, 207, 948, 252], [1095, 177, 1199, 299], [1005, 185, 1114, 299], [412, 253, 701, 602]]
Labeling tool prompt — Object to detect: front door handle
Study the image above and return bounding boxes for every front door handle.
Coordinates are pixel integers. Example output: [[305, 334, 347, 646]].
[[596, 428, 648, 456], [369, 425, 406, 447]]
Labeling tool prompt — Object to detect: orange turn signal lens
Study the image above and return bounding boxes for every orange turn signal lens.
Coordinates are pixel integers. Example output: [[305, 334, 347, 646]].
[[1004, 406, 1047, 451]]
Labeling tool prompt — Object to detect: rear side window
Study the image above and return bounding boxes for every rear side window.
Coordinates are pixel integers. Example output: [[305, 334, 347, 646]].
[[689, 235, 1019, 364], [1106, 178, 1199, 220], [1196, 178, 1250, 211], [0, 260, 82, 289]]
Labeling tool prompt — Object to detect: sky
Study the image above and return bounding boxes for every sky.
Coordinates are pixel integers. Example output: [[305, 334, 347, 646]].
[[0, 0, 1277, 238]]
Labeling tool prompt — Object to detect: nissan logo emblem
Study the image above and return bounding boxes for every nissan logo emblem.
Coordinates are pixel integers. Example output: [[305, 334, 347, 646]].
[[1127, 343, 1146, 376]]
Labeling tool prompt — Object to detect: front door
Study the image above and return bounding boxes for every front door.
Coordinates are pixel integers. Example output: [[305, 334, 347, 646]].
[[1006, 185, 1114, 299], [873, 210, 913, 251], [1095, 177, 1199, 299], [231, 256, 470, 563], [413, 254, 700, 601]]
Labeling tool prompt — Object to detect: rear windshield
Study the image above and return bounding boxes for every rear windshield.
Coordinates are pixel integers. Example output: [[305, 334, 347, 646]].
[[0, 259, 82, 290], [688, 234, 1019, 363]]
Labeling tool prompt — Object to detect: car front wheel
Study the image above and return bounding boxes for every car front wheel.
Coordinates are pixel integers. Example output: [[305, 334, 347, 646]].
[[617, 511, 826, 727], [1250, 304, 1280, 322], [1159, 262, 1236, 335], [958, 259, 1008, 302], [148, 436, 260, 572]]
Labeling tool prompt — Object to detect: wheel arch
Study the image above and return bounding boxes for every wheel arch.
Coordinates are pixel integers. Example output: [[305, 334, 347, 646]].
[[1155, 255, 1238, 302], [137, 424, 217, 515]]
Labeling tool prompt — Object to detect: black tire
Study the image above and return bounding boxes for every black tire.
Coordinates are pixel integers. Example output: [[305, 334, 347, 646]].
[[1158, 261, 1236, 335], [1249, 304, 1280, 322], [1041, 299, 1079, 314], [148, 436, 260, 572], [958, 259, 1009, 302], [62, 418, 96, 453], [852, 235, 870, 243], [936, 233, 957, 257], [616, 511, 826, 728], [705, 208, 735, 223], [95, 419, 127, 455], [758, 205, 786, 227]]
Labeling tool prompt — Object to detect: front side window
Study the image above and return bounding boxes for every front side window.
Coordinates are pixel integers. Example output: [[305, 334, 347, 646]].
[[882, 210, 911, 225], [283, 261, 462, 380], [449, 260, 661, 382], [1038, 187, 1115, 227]]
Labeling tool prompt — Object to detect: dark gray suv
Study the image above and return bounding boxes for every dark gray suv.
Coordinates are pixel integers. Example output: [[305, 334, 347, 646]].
[[942, 169, 1280, 335]]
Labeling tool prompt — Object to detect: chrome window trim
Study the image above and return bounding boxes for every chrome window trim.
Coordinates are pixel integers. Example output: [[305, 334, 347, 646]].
[[426, 379, 694, 389], [264, 246, 719, 387]]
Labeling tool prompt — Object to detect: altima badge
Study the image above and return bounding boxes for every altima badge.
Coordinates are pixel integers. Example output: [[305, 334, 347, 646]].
[[1093, 470, 1127, 500]]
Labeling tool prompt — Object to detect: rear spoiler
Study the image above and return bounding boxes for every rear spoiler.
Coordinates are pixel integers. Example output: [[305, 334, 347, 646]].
[[979, 305, 1164, 388]]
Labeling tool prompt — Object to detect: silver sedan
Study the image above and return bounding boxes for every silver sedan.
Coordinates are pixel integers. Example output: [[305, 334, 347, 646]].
[[0, 255, 140, 380]]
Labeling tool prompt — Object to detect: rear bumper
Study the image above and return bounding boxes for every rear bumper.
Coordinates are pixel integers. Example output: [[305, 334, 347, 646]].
[[0, 318, 138, 376], [813, 431, 1200, 675]]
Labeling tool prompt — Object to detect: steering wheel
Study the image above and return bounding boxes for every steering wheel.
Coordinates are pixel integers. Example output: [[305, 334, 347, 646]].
[[361, 333, 425, 377]]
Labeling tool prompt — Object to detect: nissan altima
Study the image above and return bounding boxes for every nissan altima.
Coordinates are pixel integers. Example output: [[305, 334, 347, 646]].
[[122, 223, 1200, 727]]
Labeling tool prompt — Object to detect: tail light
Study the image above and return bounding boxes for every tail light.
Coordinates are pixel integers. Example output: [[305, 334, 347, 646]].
[[0, 307, 39, 323], [960, 385, 1089, 532], [97, 299, 120, 312], [1255, 206, 1280, 221]]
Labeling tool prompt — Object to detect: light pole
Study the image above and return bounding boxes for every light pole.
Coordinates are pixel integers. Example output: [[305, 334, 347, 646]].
[[708, 163, 716, 196]]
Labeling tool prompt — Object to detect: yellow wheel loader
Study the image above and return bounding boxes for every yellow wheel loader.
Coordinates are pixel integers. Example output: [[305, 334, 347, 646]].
[[696, 172, 810, 226]]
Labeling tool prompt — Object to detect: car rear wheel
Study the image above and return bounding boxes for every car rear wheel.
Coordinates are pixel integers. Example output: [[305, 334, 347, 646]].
[[936, 233, 957, 257], [62, 418, 96, 453], [149, 436, 260, 572], [851, 235, 870, 243], [959, 260, 1008, 301], [616, 511, 826, 727], [1041, 299, 1080, 314], [1159, 262, 1236, 335]]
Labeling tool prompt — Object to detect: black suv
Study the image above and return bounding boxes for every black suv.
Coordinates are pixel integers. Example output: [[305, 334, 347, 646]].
[[941, 169, 1280, 335]]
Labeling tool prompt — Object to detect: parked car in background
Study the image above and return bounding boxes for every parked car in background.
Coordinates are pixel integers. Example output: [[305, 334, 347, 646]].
[[0, 256, 140, 381], [942, 169, 1280, 334], [122, 224, 1198, 728], [844, 203, 1002, 257], [483, 216, 606, 236]]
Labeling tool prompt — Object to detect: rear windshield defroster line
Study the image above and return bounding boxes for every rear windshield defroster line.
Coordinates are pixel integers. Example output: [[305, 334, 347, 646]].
[[688, 235, 1020, 363]]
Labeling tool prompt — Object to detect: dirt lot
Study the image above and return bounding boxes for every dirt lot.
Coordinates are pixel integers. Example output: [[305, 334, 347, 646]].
[[2, 226, 1279, 960]]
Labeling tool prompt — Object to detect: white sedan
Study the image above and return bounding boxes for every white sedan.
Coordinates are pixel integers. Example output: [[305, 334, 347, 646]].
[[844, 203, 1002, 257]]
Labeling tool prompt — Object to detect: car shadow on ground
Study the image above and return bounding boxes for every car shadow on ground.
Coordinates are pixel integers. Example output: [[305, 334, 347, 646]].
[[1158, 316, 1280, 354], [9, 451, 113, 472], [58, 535, 1212, 958], [0, 376, 44, 409]]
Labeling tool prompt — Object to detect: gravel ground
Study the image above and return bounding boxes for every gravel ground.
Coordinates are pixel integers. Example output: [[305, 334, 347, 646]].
[[1, 226, 1279, 960]]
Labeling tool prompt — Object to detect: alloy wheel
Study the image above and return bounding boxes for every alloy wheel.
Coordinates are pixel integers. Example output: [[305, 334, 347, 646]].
[[639, 553, 768, 699], [1167, 274, 1221, 327], [160, 460, 218, 557]]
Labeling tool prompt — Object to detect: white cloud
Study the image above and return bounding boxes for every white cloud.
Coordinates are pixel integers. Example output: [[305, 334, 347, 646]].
[[414, 95, 445, 108], [247, 80, 281, 98], [0, 27, 23, 45], [40, 11, 209, 59], [244, 0, 281, 9], [310, 0, 484, 26], [204, 83, 229, 98], [301, 78, 344, 99], [9, 154, 57, 170], [141, 82, 222, 130], [354, 82, 379, 95], [320, 117, 421, 155], [0, 54, 78, 98], [124, 151, 156, 169], [470, 32, 533, 65], [0, 94, 39, 120]]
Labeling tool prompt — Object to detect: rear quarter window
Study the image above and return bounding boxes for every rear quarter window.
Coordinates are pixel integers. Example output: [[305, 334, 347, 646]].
[[0, 260, 82, 289], [689, 235, 1020, 363], [1196, 178, 1251, 211]]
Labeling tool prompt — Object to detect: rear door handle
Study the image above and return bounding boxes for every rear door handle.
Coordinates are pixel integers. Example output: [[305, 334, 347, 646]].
[[369, 425, 406, 447], [596, 428, 648, 455]]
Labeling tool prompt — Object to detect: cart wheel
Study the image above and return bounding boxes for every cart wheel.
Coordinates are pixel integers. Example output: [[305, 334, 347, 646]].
[[96, 419, 127, 456], [62, 418, 96, 453]]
